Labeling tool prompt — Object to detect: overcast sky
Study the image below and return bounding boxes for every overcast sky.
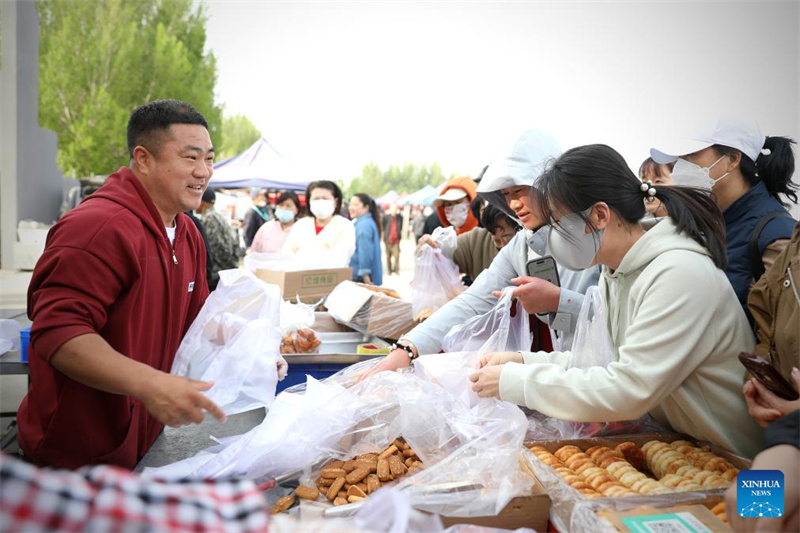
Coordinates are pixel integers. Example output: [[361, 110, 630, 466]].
[[204, 0, 799, 206]]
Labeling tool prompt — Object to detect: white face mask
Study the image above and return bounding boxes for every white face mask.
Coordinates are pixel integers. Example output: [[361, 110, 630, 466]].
[[310, 199, 336, 220], [670, 156, 729, 191], [546, 208, 604, 271], [444, 203, 470, 228]]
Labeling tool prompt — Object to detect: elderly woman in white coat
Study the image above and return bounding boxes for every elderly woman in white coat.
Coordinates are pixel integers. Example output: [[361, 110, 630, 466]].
[[282, 180, 355, 267]]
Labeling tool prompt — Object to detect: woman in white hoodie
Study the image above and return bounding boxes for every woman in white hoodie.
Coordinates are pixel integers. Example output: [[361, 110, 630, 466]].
[[470, 144, 762, 458]]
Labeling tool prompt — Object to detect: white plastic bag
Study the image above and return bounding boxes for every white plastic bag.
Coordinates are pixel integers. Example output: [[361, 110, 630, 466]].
[[0, 319, 22, 355], [525, 285, 665, 441], [169, 269, 282, 415], [148, 360, 533, 518], [567, 286, 615, 369], [441, 288, 532, 353], [412, 227, 464, 319]]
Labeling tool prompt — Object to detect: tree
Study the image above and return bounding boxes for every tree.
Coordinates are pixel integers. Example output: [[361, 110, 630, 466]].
[[346, 161, 453, 199], [37, 0, 222, 177], [217, 114, 261, 161]]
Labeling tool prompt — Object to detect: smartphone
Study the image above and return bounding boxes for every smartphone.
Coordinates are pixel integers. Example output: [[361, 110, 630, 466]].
[[738, 352, 799, 401], [526, 256, 560, 287]]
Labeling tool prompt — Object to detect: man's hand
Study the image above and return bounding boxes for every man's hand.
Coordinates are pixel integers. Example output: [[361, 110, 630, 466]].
[[726, 444, 800, 533], [479, 351, 523, 368], [362, 274, 372, 285], [743, 369, 800, 428], [361, 347, 413, 380], [491, 276, 561, 315], [137, 372, 227, 428], [470, 365, 504, 399]]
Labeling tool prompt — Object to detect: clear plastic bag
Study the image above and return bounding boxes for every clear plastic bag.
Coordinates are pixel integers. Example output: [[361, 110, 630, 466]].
[[148, 358, 533, 518], [441, 288, 532, 353], [412, 227, 465, 320], [567, 286, 615, 370], [523, 443, 712, 533], [280, 300, 321, 354], [169, 269, 282, 415]]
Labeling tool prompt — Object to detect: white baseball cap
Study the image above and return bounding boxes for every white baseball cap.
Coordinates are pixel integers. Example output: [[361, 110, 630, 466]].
[[433, 187, 468, 205], [477, 129, 562, 193], [650, 116, 766, 164]]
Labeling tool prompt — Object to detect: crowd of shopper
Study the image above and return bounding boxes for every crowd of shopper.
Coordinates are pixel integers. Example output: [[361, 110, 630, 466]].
[[8, 99, 799, 533]]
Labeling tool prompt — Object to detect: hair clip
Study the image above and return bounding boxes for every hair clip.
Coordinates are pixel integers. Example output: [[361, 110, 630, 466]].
[[760, 148, 772, 156], [640, 180, 657, 202]]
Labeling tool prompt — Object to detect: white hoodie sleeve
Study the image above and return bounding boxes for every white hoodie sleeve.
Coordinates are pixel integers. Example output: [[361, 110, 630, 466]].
[[499, 252, 748, 422]]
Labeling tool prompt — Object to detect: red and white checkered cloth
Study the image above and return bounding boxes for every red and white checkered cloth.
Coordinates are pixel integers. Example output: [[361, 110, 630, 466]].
[[0, 453, 271, 532]]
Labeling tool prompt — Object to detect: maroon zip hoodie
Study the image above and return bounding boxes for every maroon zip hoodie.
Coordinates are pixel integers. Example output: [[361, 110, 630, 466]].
[[17, 167, 209, 469]]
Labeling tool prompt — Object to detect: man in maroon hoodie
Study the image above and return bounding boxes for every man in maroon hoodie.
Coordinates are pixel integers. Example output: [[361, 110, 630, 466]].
[[17, 100, 226, 470]]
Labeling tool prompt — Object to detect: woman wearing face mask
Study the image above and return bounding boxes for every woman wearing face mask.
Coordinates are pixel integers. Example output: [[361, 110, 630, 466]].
[[470, 144, 761, 457], [250, 191, 302, 254], [282, 181, 355, 265], [348, 193, 383, 286], [650, 117, 798, 320], [433, 177, 480, 235], [363, 130, 600, 379]]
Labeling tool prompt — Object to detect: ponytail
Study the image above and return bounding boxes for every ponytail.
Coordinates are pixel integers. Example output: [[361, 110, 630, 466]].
[[714, 136, 797, 206], [353, 193, 383, 239], [537, 144, 727, 269], [652, 186, 727, 269]]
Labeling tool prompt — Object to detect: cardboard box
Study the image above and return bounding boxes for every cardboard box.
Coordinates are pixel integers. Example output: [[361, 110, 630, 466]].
[[352, 293, 415, 341], [312, 312, 355, 333], [439, 476, 551, 532], [325, 281, 416, 341], [599, 503, 731, 532], [256, 267, 352, 304]]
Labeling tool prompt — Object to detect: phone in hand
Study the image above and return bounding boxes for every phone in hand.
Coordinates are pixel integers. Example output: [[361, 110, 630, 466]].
[[738, 352, 799, 401], [526, 256, 560, 287]]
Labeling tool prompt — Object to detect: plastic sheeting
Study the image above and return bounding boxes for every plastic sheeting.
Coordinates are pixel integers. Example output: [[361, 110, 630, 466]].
[[148, 353, 534, 518]]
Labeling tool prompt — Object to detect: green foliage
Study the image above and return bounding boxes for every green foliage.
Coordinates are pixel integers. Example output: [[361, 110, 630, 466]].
[[37, 0, 222, 177], [346, 162, 453, 198], [217, 114, 261, 161]]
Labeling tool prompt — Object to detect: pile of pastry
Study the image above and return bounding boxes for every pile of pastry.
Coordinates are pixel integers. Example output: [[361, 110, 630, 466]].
[[270, 438, 424, 514], [280, 328, 321, 354], [529, 439, 739, 499]]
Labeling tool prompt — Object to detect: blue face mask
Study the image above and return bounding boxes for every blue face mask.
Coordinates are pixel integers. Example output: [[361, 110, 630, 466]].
[[274, 208, 296, 224]]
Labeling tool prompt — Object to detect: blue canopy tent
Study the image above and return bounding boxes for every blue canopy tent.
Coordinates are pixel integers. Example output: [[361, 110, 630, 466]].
[[209, 138, 310, 191], [374, 190, 400, 206], [399, 184, 444, 206], [398, 184, 435, 206]]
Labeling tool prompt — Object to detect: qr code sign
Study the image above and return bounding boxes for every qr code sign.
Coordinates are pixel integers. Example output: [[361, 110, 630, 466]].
[[643, 519, 693, 533], [622, 511, 713, 533]]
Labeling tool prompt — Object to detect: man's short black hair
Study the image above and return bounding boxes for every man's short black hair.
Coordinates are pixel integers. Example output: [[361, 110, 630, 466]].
[[127, 99, 209, 158]]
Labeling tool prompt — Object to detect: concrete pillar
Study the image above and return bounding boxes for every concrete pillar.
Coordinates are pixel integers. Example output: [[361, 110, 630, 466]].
[[0, 0, 65, 270]]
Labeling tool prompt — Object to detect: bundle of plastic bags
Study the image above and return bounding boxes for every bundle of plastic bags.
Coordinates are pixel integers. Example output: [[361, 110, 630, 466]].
[[412, 227, 464, 321], [169, 269, 282, 415]]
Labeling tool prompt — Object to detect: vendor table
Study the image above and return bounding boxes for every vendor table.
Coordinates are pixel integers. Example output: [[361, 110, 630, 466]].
[[277, 332, 387, 392], [134, 407, 266, 472]]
